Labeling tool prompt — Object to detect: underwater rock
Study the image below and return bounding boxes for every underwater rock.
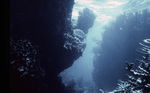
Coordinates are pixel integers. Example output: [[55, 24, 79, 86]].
[[76, 8, 96, 34], [63, 32, 86, 53], [62, 8, 97, 55], [9, 0, 83, 93]]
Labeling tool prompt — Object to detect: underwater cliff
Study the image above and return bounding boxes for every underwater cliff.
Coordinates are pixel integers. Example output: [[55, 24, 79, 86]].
[[9, 0, 81, 93], [9, 0, 96, 93]]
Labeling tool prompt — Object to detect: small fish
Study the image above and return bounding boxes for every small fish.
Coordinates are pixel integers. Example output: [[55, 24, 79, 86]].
[[125, 61, 134, 71]]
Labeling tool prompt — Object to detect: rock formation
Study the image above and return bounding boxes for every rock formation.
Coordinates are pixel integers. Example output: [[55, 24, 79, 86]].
[[9, 0, 80, 93], [9, 0, 96, 93]]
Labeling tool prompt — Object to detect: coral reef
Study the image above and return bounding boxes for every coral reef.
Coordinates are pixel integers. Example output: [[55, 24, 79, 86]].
[[10, 36, 47, 93], [9, 0, 79, 93], [111, 39, 150, 93], [63, 29, 86, 53], [10, 36, 45, 78], [9, 0, 96, 93], [63, 8, 96, 54], [93, 9, 150, 91]]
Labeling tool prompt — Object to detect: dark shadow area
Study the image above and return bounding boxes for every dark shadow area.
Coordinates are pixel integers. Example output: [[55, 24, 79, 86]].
[[9, 0, 83, 93]]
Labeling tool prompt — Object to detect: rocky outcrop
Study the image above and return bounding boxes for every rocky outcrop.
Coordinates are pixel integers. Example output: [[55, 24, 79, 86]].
[[76, 8, 96, 34], [9, 0, 85, 93]]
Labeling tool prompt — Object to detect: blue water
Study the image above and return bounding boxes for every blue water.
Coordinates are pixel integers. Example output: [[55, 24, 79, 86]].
[[59, 0, 150, 92]]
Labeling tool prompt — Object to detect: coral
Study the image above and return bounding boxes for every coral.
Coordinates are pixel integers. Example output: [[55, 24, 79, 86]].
[[93, 9, 150, 91], [111, 39, 150, 93], [63, 30, 86, 53], [63, 8, 96, 54], [73, 29, 86, 40], [10, 36, 45, 78]]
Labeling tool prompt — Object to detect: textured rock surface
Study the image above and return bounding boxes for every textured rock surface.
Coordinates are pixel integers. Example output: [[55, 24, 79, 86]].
[[9, 0, 85, 93]]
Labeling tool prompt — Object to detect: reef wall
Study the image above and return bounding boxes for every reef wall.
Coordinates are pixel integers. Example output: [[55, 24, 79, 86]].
[[9, 0, 85, 93], [93, 9, 150, 92], [111, 39, 150, 93]]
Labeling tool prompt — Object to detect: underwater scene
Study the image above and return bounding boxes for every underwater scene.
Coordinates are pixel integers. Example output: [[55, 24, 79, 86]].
[[10, 0, 150, 93]]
